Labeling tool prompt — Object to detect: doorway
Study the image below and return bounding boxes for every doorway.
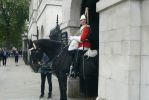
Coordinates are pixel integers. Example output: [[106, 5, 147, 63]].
[[81, 0, 99, 50], [80, 0, 99, 97]]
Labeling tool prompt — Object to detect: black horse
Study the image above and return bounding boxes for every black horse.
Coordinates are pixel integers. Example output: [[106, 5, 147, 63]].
[[28, 39, 98, 100]]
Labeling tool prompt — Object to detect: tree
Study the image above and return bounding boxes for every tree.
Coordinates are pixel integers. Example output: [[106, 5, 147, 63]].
[[0, 0, 29, 49]]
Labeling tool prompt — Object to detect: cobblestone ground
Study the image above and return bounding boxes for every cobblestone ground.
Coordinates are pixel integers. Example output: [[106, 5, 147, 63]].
[[0, 57, 95, 100]]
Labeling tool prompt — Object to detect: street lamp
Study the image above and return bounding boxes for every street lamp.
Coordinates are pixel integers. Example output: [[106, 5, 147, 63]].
[[32, 33, 39, 40], [21, 32, 28, 56], [22, 32, 28, 40], [21, 32, 29, 65]]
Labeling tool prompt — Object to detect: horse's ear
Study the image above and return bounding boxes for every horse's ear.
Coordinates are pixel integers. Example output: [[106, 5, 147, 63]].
[[33, 42, 37, 49]]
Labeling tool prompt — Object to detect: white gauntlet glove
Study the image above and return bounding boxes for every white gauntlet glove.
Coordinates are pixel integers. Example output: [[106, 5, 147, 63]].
[[69, 36, 80, 42]]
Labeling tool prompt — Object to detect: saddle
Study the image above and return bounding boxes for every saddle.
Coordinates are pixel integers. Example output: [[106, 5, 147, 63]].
[[69, 50, 86, 78]]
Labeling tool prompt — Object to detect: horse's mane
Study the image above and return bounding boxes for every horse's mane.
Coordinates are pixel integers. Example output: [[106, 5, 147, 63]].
[[33, 39, 63, 50], [33, 39, 65, 59]]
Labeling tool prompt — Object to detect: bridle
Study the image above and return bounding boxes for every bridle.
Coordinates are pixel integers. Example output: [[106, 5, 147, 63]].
[[28, 42, 42, 63], [29, 42, 37, 51], [29, 41, 70, 69]]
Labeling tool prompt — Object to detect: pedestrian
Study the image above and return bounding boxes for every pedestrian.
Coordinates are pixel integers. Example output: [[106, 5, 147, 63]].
[[14, 49, 19, 66], [38, 52, 52, 99], [0, 48, 3, 66], [2, 48, 8, 66]]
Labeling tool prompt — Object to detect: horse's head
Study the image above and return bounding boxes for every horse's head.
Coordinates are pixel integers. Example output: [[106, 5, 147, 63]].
[[27, 39, 70, 72], [30, 48, 43, 62], [27, 39, 43, 72]]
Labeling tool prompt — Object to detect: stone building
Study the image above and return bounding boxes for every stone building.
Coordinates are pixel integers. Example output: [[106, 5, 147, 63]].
[[96, 0, 149, 100], [28, 0, 62, 40], [29, 0, 149, 100]]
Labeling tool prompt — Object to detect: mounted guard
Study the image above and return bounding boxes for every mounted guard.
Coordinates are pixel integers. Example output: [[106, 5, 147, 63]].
[[68, 14, 98, 76]]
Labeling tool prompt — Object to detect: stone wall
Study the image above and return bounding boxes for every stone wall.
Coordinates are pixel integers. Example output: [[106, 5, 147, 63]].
[[28, 0, 62, 39], [37, 5, 62, 39], [28, 0, 38, 39], [96, 0, 143, 100], [36, 0, 62, 39], [140, 0, 149, 100], [61, 0, 81, 36]]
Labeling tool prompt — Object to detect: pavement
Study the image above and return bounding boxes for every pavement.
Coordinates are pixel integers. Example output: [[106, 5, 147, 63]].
[[0, 57, 95, 100]]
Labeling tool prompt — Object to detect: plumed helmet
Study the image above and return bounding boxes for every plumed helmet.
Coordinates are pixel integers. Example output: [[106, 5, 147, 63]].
[[80, 14, 86, 20]]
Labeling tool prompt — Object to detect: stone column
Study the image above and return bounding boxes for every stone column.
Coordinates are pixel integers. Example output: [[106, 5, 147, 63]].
[[140, 0, 149, 100], [61, 0, 82, 97], [96, 0, 142, 100]]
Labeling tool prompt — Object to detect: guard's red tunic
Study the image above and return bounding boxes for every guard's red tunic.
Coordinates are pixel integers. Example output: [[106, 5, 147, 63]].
[[78, 25, 91, 48]]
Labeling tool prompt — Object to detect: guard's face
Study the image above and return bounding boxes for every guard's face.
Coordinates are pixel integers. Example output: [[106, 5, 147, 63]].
[[80, 19, 86, 25]]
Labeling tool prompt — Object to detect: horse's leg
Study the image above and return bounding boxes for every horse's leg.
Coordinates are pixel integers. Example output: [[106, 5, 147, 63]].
[[57, 73, 67, 100]]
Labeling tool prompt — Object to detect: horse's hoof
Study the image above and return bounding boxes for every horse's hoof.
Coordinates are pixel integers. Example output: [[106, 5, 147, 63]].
[[39, 94, 44, 98], [47, 94, 51, 98]]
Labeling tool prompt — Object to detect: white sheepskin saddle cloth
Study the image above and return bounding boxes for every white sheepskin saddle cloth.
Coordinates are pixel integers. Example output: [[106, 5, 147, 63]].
[[84, 49, 98, 57], [68, 39, 79, 51], [68, 36, 98, 57]]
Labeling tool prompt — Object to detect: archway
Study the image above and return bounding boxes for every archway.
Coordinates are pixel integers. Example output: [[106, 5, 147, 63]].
[[69, 0, 99, 97], [81, 0, 99, 50], [68, 0, 99, 49], [63, 0, 99, 97], [80, 0, 99, 97]]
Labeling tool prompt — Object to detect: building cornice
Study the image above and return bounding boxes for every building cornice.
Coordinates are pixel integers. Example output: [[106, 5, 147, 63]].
[[36, 3, 62, 22], [37, 0, 62, 9], [37, 0, 43, 10], [61, 20, 80, 30], [96, 0, 126, 12], [28, 20, 37, 32], [29, 9, 38, 21]]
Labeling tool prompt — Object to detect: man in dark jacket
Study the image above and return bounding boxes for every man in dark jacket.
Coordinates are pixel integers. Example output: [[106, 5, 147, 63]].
[[39, 53, 52, 99], [2, 48, 8, 66], [0, 48, 2, 66]]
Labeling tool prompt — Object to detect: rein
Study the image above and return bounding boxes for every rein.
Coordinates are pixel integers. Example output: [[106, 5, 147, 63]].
[[46, 44, 69, 69]]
